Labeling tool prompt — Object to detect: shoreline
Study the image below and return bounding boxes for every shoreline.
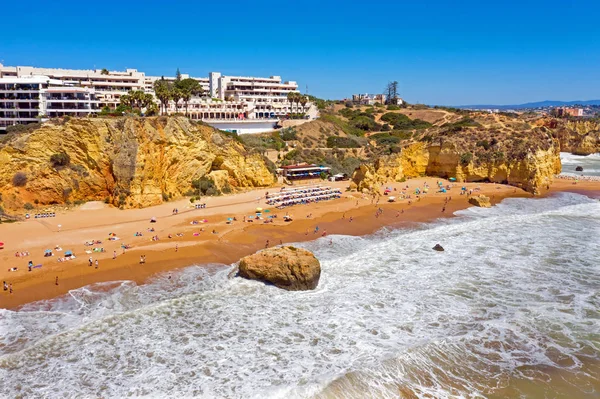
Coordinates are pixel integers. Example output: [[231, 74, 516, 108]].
[[2, 178, 599, 310]]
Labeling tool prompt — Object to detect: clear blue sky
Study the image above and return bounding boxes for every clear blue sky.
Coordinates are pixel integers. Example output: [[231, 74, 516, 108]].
[[1, 0, 599, 105]]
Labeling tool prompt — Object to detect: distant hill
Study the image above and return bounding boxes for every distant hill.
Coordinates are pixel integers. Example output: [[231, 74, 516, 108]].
[[454, 100, 600, 110]]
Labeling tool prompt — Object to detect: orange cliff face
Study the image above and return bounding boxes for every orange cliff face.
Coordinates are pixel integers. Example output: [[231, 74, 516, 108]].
[[0, 117, 275, 210], [352, 139, 562, 195]]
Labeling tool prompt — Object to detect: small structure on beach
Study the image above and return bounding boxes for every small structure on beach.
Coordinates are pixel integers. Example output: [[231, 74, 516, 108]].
[[277, 163, 330, 180]]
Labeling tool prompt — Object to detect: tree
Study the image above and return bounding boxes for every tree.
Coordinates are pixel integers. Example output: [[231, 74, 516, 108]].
[[175, 68, 182, 81], [176, 78, 203, 116], [153, 78, 172, 115], [384, 81, 399, 105], [299, 95, 308, 114], [171, 87, 183, 113], [100, 68, 109, 75]]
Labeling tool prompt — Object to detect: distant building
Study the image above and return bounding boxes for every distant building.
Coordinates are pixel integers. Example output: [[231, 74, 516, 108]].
[[555, 107, 584, 117], [0, 63, 313, 133], [352, 93, 387, 106], [0, 76, 99, 130]]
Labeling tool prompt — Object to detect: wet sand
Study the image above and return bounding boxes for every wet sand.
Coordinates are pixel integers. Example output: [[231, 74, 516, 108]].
[[1, 178, 599, 310]]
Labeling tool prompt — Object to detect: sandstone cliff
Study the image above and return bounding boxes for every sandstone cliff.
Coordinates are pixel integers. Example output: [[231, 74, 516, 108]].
[[238, 246, 321, 291], [0, 117, 275, 209], [352, 124, 562, 195], [556, 120, 600, 155]]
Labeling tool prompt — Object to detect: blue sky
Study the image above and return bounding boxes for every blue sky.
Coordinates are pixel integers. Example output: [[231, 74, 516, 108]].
[[1, 0, 599, 105]]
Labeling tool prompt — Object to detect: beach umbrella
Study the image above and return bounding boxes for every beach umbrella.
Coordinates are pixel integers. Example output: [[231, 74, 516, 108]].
[[264, 209, 271, 213], [45, 249, 52, 253], [65, 250, 73, 256], [0, 242, 4, 246], [227, 218, 233, 221], [449, 177, 457, 182], [256, 207, 263, 212]]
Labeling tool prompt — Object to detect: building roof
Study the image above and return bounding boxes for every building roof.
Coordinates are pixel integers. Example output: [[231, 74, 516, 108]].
[[281, 163, 330, 171]]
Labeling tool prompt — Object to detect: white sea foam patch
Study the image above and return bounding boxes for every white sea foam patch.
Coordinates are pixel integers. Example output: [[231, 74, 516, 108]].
[[0, 194, 599, 398], [560, 151, 600, 177]]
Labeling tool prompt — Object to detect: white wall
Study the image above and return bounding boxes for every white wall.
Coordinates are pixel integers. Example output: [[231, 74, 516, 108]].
[[205, 121, 277, 134]]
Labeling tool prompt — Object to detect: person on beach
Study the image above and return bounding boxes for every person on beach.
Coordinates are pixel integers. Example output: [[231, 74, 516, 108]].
[[140, 256, 144, 264], [28, 260, 33, 272], [175, 244, 178, 252], [89, 257, 93, 267], [113, 251, 117, 260], [9, 284, 13, 294], [95, 259, 99, 269], [143, 255, 146, 264], [265, 240, 270, 248], [55, 276, 58, 286], [3, 281, 7, 291], [349, 216, 353, 222]]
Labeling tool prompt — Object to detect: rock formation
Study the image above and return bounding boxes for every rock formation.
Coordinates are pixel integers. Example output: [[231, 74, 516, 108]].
[[352, 131, 562, 195], [468, 195, 492, 208], [0, 117, 275, 209], [238, 246, 321, 291], [432, 244, 444, 251]]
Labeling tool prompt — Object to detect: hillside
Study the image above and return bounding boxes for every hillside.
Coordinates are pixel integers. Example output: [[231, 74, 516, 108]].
[[263, 105, 600, 194], [0, 117, 275, 211]]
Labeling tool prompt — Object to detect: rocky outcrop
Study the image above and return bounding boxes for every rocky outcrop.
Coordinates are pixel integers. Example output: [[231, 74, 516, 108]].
[[352, 136, 562, 195], [0, 117, 275, 209], [432, 244, 444, 251], [468, 195, 491, 208], [238, 246, 321, 291]]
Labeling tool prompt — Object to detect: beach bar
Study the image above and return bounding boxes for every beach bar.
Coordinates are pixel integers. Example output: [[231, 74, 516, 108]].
[[278, 163, 331, 180]]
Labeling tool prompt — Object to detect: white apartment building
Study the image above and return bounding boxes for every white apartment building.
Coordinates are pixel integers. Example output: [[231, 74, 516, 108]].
[[0, 76, 99, 129], [0, 63, 313, 133], [352, 93, 387, 105]]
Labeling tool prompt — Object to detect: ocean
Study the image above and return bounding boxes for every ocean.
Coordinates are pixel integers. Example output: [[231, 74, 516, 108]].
[[1, 156, 599, 398], [560, 152, 600, 177]]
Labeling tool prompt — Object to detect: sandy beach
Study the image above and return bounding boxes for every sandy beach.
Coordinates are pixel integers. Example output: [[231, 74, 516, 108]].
[[1, 177, 599, 309]]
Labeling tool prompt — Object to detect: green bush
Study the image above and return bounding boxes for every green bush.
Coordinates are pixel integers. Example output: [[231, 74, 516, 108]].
[[326, 136, 360, 148], [280, 128, 297, 141], [460, 152, 473, 166], [162, 192, 169, 202], [191, 176, 221, 196], [12, 172, 27, 187], [73, 199, 86, 206], [476, 140, 490, 150], [24, 202, 34, 210], [50, 152, 71, 168], [386, 105, 401, 110]]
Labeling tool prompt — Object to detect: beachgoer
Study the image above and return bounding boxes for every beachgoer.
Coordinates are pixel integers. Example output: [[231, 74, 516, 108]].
[[3, 281, 7, 291], [9, 284, 13, 294], [55, 276, 58, 286], [113, 251, 117, 260], [88, 257, 93, 267], [28, 260, 33, 272], [140, 256, 144, 264], [95, 259, 99, 269], [265, 240, 270, 248], [175, 244, 178, 252], [143, 255, 146, 264], [349, 217, 353, 222]]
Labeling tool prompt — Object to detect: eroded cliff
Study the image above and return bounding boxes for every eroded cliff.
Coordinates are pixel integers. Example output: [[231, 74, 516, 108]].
[[0, 117, 275, 209]]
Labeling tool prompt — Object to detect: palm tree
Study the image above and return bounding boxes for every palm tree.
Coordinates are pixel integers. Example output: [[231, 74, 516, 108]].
[[287, 92, 296, 116], [171, 87, 183, 114], [153, 78, 172, 115], [299, 96, 308, 115], [177, 78, 203, 116]]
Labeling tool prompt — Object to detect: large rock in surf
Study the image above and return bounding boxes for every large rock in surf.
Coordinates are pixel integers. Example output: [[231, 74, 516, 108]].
[[238, 246, 321, 291], [575, 166, 583, 172], [469, 195, 491, 208]]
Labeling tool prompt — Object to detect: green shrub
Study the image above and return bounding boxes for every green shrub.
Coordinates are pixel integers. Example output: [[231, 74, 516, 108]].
[[326, 136, 360, 148], [460, 152, 473, 166], [73, 199, 86, 206], [162, 192, 169, 202], [24, 202, 34, 210], [191, 176, 221, 196], [50, 152, 71, 168], [386, 105, 400, 110], [12, 172, 27, 187], [476, 140, 490, 150]]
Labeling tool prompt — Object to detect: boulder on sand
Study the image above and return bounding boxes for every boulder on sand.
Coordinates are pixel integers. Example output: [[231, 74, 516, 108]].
[[468, 195, 491, 208], [432, 244, 444, 251], [575, 166, 583, 172], [238, 246, 321, 291]]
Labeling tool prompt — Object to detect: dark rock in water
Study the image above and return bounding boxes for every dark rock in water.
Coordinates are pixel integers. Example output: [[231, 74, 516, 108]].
[[575, 166, 583, 172], [433, 244, 444, 252]]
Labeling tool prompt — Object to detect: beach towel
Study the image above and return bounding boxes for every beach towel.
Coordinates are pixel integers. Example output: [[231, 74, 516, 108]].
[[33, 264, 42, 269]]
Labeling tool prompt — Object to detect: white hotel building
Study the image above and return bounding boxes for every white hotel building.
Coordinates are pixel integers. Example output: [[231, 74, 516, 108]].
[[0, 64, 313, 133]]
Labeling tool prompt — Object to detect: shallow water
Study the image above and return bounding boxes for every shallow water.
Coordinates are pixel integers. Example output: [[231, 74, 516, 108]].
[[0, 193, 599, 398]]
